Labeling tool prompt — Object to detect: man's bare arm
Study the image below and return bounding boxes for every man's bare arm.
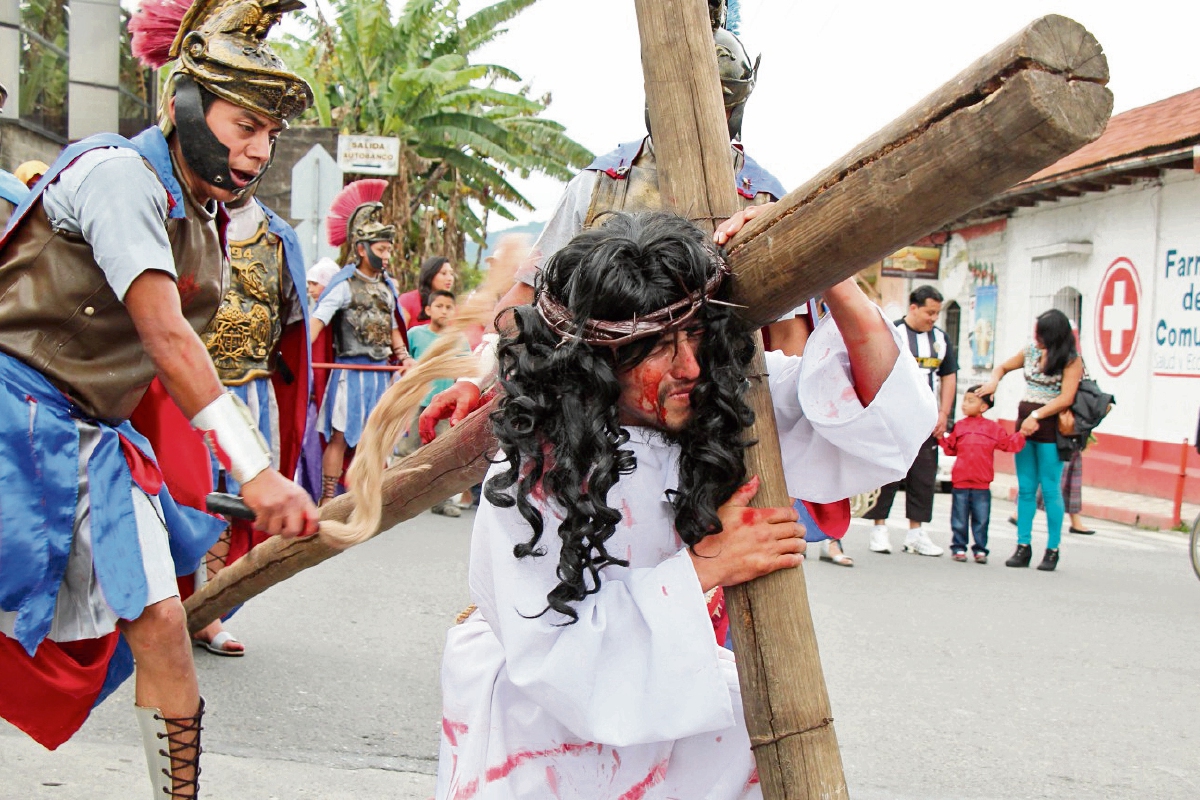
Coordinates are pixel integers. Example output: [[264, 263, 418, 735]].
[[124, 271, 224, 416], [822, 278, 899, 406], [125, 271, 318, 537]]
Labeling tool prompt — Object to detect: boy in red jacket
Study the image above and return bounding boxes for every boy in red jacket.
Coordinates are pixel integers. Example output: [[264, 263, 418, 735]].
[[939, 386, 1026, 563]]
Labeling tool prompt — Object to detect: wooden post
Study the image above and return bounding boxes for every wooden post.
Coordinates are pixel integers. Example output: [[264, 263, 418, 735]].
[[634, 1, 847, 795], [186, 21, 1114, 749]]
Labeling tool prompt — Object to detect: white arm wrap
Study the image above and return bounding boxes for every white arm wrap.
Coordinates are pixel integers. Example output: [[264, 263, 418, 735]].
[[191, 392, 272, 486], [459, 333, 499, 392]]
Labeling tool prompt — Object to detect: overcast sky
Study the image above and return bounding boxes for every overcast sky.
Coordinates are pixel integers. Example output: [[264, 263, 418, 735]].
[[285, 0, 1200, 230], [447, 0, 1200, 229]]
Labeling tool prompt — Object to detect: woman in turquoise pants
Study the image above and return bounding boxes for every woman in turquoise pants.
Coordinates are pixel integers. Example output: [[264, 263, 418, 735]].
[[978, 309, 1082, 571]]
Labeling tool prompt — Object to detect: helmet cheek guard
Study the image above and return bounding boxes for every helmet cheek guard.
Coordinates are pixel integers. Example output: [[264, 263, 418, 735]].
[[715, 28, 758, 141], [643, 27, 759, 142], [173, 75, 237, 194], [173, 76, 274, 199]]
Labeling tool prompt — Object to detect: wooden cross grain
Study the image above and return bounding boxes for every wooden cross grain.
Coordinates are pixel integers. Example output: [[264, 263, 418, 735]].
[[185, 13, 1112, 793]]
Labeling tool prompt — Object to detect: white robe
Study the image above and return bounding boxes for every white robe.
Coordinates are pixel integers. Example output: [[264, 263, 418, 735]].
[[437, 315, 937, 799]]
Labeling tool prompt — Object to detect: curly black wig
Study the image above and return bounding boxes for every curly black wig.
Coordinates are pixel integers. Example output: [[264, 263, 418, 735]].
[[485, 212, 757, 622]]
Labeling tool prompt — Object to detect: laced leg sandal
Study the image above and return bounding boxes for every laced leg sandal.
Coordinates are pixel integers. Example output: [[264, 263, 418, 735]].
[[136, 697, 204, 799], [202, 528, 232, 580], [319, 474, 340, 506]]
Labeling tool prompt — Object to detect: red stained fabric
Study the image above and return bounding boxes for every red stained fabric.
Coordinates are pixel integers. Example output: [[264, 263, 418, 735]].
[[0, 631, 117, 750], [129, 380, 212, 511], [802, 498, 851, 540], [118, 432, 163, 495], [707, 587, 729, 647], [271, 320, 311, 478]]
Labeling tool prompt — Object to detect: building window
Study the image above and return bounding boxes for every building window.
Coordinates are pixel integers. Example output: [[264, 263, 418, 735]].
[[1053, 285, 1083, 337], [118, 8, 156, 137], [944, 300, 961, 357], [19, 0, 69, 139]]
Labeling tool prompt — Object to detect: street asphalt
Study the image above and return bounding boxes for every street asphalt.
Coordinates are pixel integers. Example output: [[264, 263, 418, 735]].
[[2, 490, 1198, 799]]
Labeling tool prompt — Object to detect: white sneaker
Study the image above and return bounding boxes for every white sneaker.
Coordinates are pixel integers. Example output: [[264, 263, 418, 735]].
[[903, 528, 944, 557], [869, 526, 892, 553]]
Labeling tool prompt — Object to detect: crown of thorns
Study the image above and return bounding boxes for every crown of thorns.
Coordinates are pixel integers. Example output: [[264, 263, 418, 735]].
[[535, 255, 735, 350]]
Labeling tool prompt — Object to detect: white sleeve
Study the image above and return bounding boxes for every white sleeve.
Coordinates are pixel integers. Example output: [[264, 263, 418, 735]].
[[312, 282, 351, 325], [43, 147, 176, 301], [471, 496, 736, 747], [516, 171, 597, 287], [769, 308, 938, 502]]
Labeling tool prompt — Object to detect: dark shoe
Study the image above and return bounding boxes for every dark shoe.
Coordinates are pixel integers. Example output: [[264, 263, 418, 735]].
[[1069, 526, 1095, 535], [1005, 544, 1032, 568], [1008, 515, 1017, 526], [431, 500, 461, 518], [1036, 548, 1060, 571]]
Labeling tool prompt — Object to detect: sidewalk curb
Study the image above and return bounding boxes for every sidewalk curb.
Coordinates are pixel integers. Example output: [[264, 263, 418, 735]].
[[992, 485, 1184, 531]]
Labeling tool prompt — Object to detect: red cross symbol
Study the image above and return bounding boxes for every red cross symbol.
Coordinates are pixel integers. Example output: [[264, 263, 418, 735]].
[[1094, 257, 1141, 377]]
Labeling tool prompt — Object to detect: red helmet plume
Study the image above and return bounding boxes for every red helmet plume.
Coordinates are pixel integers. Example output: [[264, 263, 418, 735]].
[[129, 0, 195, 69], [327, 179, 390, 247]]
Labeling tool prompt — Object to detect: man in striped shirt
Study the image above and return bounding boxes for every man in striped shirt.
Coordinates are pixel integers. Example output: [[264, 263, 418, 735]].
[[863, 285, 957, 556]]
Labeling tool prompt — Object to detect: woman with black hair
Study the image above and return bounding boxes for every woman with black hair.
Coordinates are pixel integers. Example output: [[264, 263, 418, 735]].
[[978, 308, 1083, 571], [435, 211, 937, 799], [399, 255, 456, 328]]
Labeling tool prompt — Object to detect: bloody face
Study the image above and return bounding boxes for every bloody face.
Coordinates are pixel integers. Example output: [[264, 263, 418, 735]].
[[615, 328, 704, 433]]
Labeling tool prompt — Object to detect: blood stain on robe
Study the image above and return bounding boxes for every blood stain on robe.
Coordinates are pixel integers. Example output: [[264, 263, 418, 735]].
[[442, 717, 468, 746], [621, 498, 637, 528], [616, 758, 669, 800], [742, 768, 760, 793], [485, 741, 603, 783]]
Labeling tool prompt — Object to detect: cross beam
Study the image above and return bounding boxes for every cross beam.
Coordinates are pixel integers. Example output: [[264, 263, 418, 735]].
[[185, 19, 1112, 793]]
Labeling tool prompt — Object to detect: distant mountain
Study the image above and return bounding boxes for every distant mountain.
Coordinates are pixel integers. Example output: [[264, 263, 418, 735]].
[[464, 220, 545, 267]]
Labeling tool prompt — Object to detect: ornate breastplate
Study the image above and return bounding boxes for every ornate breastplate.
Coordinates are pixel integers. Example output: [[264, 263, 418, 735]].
[[203, 218, 284, 385], [333, 272, 393, 361]]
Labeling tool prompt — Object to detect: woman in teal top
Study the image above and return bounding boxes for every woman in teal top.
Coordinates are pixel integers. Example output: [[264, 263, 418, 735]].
[[978, 309, 1083, 571]]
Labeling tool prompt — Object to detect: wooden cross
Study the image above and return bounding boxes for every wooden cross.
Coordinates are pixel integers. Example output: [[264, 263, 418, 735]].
[[186, 8, 1110, 797]]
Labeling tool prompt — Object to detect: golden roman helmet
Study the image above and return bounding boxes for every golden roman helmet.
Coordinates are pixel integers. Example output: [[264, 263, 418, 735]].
[[171, 0, 312, 123], [327, 180, 396, 249], [132, 0, 313, 130]]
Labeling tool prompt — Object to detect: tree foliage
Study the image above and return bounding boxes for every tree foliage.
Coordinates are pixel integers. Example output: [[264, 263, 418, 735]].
[[277, 0, 592, 286]]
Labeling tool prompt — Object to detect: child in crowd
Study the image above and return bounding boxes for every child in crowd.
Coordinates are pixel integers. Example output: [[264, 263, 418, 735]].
[[939, 386, 1026, 563], [405, 289, 465, 517]]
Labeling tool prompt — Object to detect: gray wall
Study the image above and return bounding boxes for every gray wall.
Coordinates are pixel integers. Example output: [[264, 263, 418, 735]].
[[0, 120, 64, 173], [257, 126, 340, 226]]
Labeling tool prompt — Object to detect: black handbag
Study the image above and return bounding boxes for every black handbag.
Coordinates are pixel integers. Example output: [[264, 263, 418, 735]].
[[1056, 378, 1115, 460]]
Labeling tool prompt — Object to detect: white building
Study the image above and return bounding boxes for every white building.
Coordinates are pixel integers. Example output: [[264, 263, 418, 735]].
[[911, 87, 1200, 501]]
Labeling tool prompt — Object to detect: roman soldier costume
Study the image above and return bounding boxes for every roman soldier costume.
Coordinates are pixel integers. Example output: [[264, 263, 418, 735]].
[[0, 0, 312, 796], [310, 179, 409, 502]]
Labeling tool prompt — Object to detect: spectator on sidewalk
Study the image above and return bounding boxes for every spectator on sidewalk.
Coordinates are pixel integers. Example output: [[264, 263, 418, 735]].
[[863, 285, 957, 557], [400, 255, 456, 329], [403, 289, 468, 516], [1013, 449, 1095, 534], [978, 309, 1083, 572], [939, 386, 1025, 563]]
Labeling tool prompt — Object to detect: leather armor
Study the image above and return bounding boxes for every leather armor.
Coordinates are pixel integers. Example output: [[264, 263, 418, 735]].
[[0, 161, 225, 422]]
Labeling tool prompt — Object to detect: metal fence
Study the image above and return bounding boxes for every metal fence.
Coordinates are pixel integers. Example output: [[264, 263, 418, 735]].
[[18, 0, 69, 139]]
